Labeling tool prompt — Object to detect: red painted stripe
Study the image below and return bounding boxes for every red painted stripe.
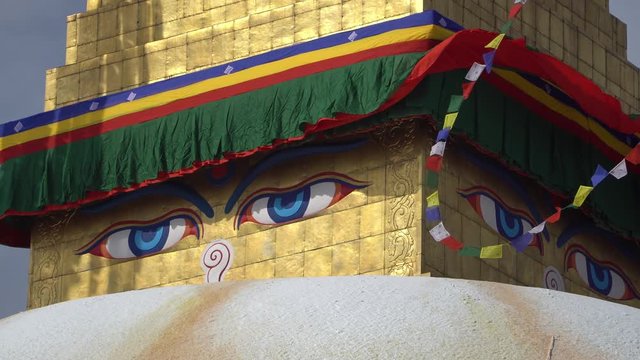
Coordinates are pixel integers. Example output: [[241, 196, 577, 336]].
[[0, 40, 437, 164]]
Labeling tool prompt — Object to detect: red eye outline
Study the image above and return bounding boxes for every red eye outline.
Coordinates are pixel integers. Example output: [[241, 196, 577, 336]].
[[75, 208, 203, 259], [235, 172, 368, 229], [458, 186, 545, 254], [565, 244, 639, 301]]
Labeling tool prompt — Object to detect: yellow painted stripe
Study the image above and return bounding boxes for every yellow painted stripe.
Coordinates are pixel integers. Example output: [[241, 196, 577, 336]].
[[0, 25, 453, 151], [494, 68, 631, 156]]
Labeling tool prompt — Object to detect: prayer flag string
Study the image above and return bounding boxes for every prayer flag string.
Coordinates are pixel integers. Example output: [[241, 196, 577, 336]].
[[426, 1, 531, 259], [425, 0, 638, 259], [512, 143, 639, 252]]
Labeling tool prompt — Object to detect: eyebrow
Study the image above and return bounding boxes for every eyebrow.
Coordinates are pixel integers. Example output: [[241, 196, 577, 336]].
[[461, 148, 547, 222], [557, 224, 638, 262], [82, 182, 214, 218], [460, 147, 552, 241], [224, 138, 368, 213]]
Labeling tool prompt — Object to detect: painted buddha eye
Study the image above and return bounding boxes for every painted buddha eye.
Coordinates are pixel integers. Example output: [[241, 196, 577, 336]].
[[565, 245, 638, 300], [76, 209, 202, 259], [235, 172, 368, 228], [458, 186, 543, 253]]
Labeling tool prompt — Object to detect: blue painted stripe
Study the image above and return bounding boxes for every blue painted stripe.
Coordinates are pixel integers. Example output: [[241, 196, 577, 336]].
[[0, 10, 462, 137]]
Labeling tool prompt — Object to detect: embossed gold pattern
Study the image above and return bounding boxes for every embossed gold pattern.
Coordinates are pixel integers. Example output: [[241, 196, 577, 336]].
[[29, 211, 74, 308], [374, 120, 421, 276]]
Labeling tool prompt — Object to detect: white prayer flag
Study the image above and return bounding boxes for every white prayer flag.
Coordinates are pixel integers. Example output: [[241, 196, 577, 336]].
[[528, 221, 546, 234], [609, 159, 628, 180], [465, 62, 486, 81], [429, 222, 451, 242], [430, 141, 447, 157]]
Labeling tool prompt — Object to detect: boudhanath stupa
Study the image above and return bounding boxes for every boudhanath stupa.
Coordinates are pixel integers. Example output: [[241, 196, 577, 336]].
[[1, 1, 640, 358]]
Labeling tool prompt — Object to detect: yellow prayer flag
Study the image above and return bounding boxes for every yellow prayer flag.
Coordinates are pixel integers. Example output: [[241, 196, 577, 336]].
[[444, 112, 458, 129], [572, 185, 594, 207], [480, 245, 503, 259], [427, 191, 440, 207], [485, 33, 505, 49]]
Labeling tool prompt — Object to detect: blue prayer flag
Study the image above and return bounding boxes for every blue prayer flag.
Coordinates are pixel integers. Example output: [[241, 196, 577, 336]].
[[436, 128, 451, 142], [590, 164, 608, 187], [512, 233, 533, 252], [425, 206, 441, 222], [483, 51, 496, 74]]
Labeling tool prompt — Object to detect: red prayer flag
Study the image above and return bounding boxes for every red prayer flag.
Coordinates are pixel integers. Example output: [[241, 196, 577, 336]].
[[546, 207, 562, 224], [442, 236, 464, 251], [509, 3, 524, 19], [462, 81, 476, 99], [426, 155, 443, 172], [626, 144, 640, 165]]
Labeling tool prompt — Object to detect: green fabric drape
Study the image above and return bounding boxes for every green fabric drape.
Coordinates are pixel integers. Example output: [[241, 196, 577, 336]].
[[0, 53, 424, 214], [1, 53, 637, 237], [361, 70, 640, 237]]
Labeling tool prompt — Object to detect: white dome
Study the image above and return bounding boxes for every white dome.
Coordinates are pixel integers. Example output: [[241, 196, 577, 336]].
[[1, 276, 639, 359]]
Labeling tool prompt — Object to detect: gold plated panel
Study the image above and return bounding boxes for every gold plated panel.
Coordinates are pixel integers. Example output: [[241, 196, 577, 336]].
[[30, 129, 421, 306], [36, 0, 640, 310]]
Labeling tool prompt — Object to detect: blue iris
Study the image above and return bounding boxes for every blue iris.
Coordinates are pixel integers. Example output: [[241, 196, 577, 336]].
[[128, 222, 170, 257], [267, 187, 310, 223], [496, 205, 522, 239], [587, 260, 612, 295]]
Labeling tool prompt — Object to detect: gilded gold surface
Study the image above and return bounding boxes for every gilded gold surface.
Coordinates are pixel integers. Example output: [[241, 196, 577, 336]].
[[29, 278, 60, 309], [359, 202, 384, 238], [29, 121, 423, 306], [245, 229, 276, 264], [359, 234, 384, 273], [275, 221, 304, 257], [145, 49, 167, 81], [29, 212, 73, 308], [57, 0, 639, 113], [332, 208, 361, 245], [245, 260, 275, 279], [304, 247, 332, 277], [35, 0, 640, 310], [275, 253, 304, 278], [374, 121, 421, 276], [302, 215, 333, 251], [332, 241, 360, 276]]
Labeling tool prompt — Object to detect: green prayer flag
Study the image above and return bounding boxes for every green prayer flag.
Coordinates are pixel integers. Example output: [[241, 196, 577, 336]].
[[447, 95, 464, 113], [459, 247, 481, 257], [500, 21, 513, 34], [426, 172, 439, 188]]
